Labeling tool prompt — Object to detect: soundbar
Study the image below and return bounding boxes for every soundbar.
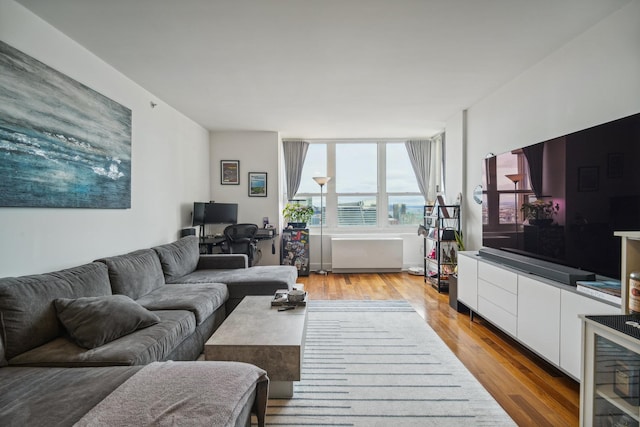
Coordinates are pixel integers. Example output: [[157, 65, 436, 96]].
[[478, 247, 596, 286]]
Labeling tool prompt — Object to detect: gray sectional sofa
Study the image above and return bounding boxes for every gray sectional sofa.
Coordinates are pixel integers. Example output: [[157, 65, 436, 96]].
[[0, 235, 297, 426]]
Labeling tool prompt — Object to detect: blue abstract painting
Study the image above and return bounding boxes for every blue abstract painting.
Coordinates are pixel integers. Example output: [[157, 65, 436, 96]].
[[0, 41, 131, 208]]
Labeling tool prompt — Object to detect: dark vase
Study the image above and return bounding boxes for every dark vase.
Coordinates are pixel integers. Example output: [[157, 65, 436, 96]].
[[288, 222, 307, 229]]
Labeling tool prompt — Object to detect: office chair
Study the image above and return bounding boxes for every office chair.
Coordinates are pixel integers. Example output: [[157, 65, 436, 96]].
[[221, 223, 261, 266]]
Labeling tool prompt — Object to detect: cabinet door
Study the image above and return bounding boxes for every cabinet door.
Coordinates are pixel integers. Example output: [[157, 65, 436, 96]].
[[560, 290, 619, 380], [457, 253, 478, 310], [517, 275, 560, 365]]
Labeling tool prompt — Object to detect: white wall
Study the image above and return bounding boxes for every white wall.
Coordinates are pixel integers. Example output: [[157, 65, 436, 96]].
[[444, 111, 465, 239], [210, 131, 283, 265], [0, 0, 211, 276], [459, 1, 640, 250]]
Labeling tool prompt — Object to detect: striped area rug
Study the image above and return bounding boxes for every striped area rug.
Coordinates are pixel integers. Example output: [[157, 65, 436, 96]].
[[259, 300, 515, 426]]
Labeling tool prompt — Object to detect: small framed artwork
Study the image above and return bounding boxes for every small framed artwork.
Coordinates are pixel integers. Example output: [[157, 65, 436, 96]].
[[220, 160, 240, 185], [608, 153, 624, 179], [248, 172, 267, 197], [578, 166, 599, 192]]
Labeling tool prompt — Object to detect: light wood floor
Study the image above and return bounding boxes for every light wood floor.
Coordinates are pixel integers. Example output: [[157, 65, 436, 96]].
[[296, 272, 580, 427]]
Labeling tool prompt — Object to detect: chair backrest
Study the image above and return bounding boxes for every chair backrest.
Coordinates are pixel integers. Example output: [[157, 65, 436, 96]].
[[222, 224, 260, 266], [224, 223, 258, 242]]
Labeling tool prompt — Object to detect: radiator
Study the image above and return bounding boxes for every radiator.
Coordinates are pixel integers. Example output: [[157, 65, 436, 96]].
[[331, 237, 403, 273]]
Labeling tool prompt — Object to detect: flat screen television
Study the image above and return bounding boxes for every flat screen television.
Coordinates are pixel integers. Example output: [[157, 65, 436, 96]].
[[481, 112, 640, 281]]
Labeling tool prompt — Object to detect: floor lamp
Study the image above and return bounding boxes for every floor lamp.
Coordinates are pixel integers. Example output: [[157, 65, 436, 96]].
[[313, 176, 331, 275], [505, 174, 523, 250]]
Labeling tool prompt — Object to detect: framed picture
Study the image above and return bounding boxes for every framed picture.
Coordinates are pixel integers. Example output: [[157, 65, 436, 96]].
[[220, 160, 239, 185], [578, 166, 599, 192], [0, 41, 132, 208], [248, 172, 267, 197], [608, 153, 624, 179]]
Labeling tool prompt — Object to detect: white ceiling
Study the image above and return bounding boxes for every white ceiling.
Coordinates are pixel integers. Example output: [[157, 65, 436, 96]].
[[16, 0, 630, 139]]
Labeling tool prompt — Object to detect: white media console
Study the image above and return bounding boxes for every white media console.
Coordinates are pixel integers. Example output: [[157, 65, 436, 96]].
[[457, 251, 619, 381]]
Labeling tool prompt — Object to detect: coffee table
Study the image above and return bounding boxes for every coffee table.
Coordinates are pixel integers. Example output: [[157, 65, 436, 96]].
[[204, 295, 307, 398]]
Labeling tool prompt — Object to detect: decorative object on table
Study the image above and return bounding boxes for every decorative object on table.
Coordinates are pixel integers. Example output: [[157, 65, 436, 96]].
[[0, 41, 132, 209], [520, 199, 559, 225], [220, 160, 240, 185], [248, 172, 267, 197], [282, 201, 314, 229], [313, 176, 331, 275], [287, 289, 306, 303], [270, 289, 307, 306]]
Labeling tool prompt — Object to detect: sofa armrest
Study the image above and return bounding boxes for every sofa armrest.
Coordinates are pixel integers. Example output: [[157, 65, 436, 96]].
[[196, 254, 248, 270]]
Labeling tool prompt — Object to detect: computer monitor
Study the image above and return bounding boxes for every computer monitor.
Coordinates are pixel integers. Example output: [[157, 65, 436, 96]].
[[204, 203, 238, 224], [192, 202, 206, 226]]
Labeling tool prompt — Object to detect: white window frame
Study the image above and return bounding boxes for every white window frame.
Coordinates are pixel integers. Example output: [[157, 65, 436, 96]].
[[295, 140, 424, 232]]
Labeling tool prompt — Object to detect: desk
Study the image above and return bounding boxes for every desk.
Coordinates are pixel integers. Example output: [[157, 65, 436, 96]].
[[199, 234, 278, 255], [199, 236, 225, 254]]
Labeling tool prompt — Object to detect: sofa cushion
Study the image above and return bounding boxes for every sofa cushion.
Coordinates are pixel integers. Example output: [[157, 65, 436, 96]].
[[173, 265, 297, 299], [96, 249, 165, 300], [55, 295, 160, 349], [0, 334, 6, 367], [0, 263, 112, 360], [153, 236, 200, 282], [8, 310, 196, 367], [0, 365, 142, 427], [135, 283, 228, 325]]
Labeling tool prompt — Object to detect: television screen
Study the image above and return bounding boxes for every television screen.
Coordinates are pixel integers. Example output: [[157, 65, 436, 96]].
[[205, 203, 238, 224], [481, 112, 640, 280]]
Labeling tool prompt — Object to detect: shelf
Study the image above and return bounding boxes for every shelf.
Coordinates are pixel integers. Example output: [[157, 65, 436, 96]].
[[425, 258, 455, 266], [596, 384, 640, 421], [423, 203, 460, 293]]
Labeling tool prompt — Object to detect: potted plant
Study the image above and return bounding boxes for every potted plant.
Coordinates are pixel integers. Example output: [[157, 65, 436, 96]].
[[283, 202, 314, 228], [521, 199, 559, 226]]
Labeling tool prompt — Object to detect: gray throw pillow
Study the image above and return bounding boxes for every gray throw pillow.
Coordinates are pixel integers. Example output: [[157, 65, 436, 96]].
[[54, 295, 160, 349]]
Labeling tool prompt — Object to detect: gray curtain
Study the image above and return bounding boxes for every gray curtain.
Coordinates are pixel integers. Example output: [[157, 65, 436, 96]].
[[283, 139, 310, 199], [523, 143, 544, 197], [405, 135, 443, 203]]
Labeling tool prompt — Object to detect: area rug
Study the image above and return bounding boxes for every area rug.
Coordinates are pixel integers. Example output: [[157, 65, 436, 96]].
[[258, 300, 515, 426]]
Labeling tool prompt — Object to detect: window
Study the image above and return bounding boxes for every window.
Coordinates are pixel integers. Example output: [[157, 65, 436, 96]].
[[386, 143, 422, 225], [336, 144, 377, 226], [482, 149, 534, 228], [295, 141, 424, 229]]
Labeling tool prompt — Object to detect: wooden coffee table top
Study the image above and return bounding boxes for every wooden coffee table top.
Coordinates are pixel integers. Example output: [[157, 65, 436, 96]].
[[204, 296, 307, 381]]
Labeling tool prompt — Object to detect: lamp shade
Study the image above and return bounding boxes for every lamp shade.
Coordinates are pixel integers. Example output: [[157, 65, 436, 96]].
[[505, 173, 524, 184], [313, 176, 331, 186]]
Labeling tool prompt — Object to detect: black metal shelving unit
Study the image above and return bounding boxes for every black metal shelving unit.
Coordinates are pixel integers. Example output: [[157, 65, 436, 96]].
[[423, 204, 461, 293]]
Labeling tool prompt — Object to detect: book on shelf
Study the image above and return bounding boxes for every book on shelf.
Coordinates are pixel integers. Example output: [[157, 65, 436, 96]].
[[576, 280, 622, 305]]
